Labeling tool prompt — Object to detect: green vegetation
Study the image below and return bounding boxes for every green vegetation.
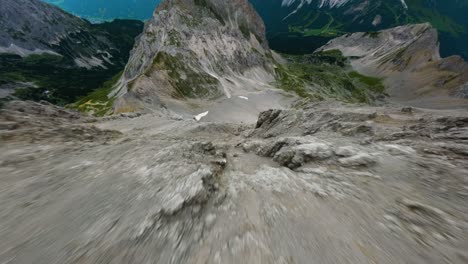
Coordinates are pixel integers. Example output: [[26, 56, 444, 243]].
[[274, 50, 386, 104], [363, 31, 381, 38], [150, 52, 221, 99], [71, 71, 122, 116], [348, 71, 385, 93], [405, 0, 465, 38], [0, 19, 143, 106], [93, 19, 145, 54], [168, 29, 182, 46], [250, 0, 467, 58], [288, 12, 345, 38], [0, 53, 120, 105]]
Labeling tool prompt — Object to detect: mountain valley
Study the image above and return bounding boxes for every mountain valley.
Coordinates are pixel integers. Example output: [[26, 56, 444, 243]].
[[0, 0, 143, 104]]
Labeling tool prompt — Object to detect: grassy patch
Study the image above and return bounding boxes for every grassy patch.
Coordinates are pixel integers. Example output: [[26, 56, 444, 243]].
[[150, 52, 221, 99], [0, 19, 143, 105], [168, 29, 182, 46], [288, 12, 345, 38], [0, 53, 119, 105], [274, 53, 386, 104], [71, 71, 123, 116], [348, 71, 385, 93]]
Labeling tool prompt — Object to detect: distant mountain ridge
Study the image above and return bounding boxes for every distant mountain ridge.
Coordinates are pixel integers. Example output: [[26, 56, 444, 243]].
[[250, 0, 468, 59], [0, 0, 143, 104]]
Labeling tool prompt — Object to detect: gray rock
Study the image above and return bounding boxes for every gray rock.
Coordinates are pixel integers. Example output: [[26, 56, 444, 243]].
[[338, 153, 377, 167], [401, 107, 413, 113], [273, 142, 332, 169], [112, 0, 275, 112], [334, 146, 358, 157]]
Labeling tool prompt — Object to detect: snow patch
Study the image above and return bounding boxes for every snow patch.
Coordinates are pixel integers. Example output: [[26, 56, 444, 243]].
[[194, 111, 209, 121], [282, 0, 408, 19], [74, 56, 107, 70], [400, 0, 408, 9], [238, 96, 249, 100], [0, 44, 61, 57]]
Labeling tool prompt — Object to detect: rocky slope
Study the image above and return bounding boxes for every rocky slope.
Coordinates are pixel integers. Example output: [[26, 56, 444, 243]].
[[318, 23, 468, 109], [0, 0, 143, 104], [110, 0, 277, 114], [1, 99, 467, 263]]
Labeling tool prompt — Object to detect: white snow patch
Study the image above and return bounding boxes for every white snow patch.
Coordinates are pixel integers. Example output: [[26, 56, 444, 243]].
[[281, 0, 407, 19], [74, 56, 107, 70], [238, 96, 249, 100], [400, 0, 408, 9], [194, 111, 209, 121], [0, 44, 61, 57]]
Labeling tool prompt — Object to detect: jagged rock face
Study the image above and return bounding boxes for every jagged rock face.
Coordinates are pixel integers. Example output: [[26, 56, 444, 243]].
[[112, 0, 275, 113], [318, 23, 468, 109], [0, 0, 142, 69]]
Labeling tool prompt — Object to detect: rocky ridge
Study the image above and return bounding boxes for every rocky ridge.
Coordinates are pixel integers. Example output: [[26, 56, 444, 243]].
[[318, 23, 468, 109]]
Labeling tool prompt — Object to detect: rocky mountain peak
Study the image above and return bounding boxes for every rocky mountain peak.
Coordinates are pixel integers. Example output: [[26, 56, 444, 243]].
[[112, 0, 276, 113], [157, 0, 268, 46]]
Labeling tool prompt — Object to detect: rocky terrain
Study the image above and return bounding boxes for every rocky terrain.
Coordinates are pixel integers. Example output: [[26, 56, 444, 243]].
[[1, 0, 468, 263], [318, 23, 468, 109], [1, 99, 467, 263]]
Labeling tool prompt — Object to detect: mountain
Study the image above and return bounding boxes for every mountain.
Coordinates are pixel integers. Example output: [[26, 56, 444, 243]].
[[1, 0, 468, 262], [41, 0, 468, 59], [74, 0, 468, 116], [74, 0, 390, 117], [106, 0, 277, 114], [249, 0, 468, 59], [42, 0, 160, 22], [318, 23, 468, 109], [0, 0, 144, 104]]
